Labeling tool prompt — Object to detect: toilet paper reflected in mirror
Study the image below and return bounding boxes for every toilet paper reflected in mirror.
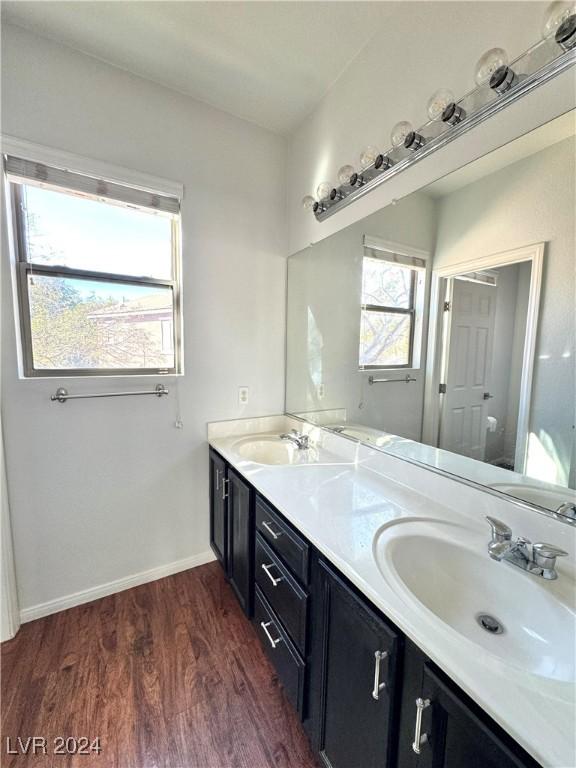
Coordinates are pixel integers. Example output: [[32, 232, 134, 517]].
[[486, 416, 498, 433]]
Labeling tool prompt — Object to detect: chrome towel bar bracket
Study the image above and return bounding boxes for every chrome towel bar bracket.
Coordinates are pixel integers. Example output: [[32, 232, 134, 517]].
[[51, 384, 169, 403]]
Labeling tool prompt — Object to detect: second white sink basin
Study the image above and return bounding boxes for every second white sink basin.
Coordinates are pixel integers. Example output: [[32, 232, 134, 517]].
[[235, 436, 317, 465], [374, 520, 576, 682], [490, 482, 576, 512]]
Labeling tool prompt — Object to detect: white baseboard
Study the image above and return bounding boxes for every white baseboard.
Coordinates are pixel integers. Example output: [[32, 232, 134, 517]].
[[19, 550, 216, 624]]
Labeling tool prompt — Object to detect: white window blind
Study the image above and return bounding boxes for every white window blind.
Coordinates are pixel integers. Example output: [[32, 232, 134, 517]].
[[363, 234, 427, 271], [5, 155, 180, 215]]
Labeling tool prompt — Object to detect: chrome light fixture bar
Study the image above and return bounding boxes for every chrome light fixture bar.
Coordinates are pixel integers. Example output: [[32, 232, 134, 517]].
[[312, 35, 575, 222]]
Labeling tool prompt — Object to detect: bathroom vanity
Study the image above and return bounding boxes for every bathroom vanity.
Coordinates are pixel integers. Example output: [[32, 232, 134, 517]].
[[207, 417, 576, 768]]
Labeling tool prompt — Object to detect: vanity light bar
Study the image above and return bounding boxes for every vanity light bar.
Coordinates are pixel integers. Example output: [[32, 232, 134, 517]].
[[307, 23, 576, 222]]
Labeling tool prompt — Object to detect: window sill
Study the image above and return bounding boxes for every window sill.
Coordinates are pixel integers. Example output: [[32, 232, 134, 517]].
[[359, 368, 421, 374], [19, 371, 185, 382]]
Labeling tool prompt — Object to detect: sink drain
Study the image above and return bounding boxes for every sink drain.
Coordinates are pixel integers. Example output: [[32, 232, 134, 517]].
[[476, 613, 504, 635]]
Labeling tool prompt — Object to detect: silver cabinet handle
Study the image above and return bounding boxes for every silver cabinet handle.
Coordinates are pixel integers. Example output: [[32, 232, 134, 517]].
[[261, 562, 284, 587], [221, 477, 229, 501], [215, 468, 220, 492], [412, 697, 431, 754], [260, 620, 282, 648], [262, 521, 282, 540], [372, 650, 388, 700]]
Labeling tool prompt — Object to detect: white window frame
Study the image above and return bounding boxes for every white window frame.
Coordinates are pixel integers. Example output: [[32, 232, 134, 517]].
[[359, 236, 429, 372], [2, 136, 184, 379]]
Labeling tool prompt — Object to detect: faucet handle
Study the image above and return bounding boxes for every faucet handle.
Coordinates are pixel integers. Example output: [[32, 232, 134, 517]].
[[532, 542, 568, 579], [485, 516, 512, 542], [532, 542, 568, 560], [556, 502, 576, 520]]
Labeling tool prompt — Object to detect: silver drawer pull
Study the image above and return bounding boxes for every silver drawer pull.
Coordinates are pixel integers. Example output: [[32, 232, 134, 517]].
[[412, 697, 431, 754], [262, 521, 282, 540], [372, 650, 388, 700], [260, 620, 282, 648], [261, 562, 284, 586], [215, 468, 220, 491], [221, 477, 229, 501]]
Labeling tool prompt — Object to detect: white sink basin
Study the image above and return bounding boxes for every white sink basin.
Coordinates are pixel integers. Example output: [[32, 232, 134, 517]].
[[328, 423, 393, 448], [234, 436, 317, 466], [490, 482, 576, 512], [374, 520, 576, 682]]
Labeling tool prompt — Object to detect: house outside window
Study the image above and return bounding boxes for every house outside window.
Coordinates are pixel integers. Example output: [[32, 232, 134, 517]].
[[5, 154, 182, 377]]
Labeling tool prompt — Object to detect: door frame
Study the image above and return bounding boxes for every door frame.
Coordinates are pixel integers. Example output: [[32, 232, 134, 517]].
[[422, 242, 545, 475]]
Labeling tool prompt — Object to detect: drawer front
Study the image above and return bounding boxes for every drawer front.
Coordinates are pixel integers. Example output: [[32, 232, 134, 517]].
[[255, 534, 308, 654], [255, 496, 310, 584], [254, 587, 305, 715]]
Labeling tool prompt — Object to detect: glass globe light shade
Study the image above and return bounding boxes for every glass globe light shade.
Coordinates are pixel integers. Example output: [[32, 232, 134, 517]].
[[337, 165, 355, 185], [474, 48, 509, 86], [427, 88, 456, 121], [301, 195, 316, 211], [542, 1, 576, 37], [359, 146, 379, 169], [316, 181, 332, 200], [390, 121, 413, 148]]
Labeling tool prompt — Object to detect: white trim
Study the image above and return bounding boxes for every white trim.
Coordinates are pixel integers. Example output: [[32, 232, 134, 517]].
[[1, 135, 184, 199], [423, 242, 545, 477], [19, 550, 216, 624], [1, 431, 20, 641]]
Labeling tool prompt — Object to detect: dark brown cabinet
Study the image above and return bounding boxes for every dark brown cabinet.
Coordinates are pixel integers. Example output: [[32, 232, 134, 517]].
[[227, 468, 254, 617], [209, 448, 227, 568], [209, 449, 253, 617], [308, 558, 400, 768], [254, 587, 306, 715], [396, 640, 541, 768]]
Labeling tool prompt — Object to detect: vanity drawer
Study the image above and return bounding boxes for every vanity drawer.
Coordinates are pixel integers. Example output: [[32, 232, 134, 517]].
[[254, 586, 305, 716], [255, 533, 308, 654], [255, 495, 310, 584]]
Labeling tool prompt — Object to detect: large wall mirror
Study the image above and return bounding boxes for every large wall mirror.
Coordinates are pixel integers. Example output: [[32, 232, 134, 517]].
[[286, 110, 575, 519]]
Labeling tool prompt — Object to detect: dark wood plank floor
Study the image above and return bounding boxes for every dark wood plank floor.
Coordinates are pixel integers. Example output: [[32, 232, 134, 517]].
[[1, 562, 320, 768]]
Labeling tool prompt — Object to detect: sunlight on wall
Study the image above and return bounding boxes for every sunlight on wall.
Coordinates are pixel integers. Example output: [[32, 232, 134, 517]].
[[525, 430, 568, 486], [307, 306, 323, 407]]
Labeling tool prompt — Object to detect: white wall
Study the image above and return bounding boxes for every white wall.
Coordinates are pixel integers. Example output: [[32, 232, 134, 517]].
[[1, 24, 287, 616], [505, 263, 530, 460], [286, 191, 436, 440], [434, 138, 575, 487], [285, 1, 576, 255]]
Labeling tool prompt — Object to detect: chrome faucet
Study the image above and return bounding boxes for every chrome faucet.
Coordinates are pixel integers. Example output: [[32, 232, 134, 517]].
[[486, 516, 568, 580], [556, 501, 576, 521], [279, 429, 310, 450]]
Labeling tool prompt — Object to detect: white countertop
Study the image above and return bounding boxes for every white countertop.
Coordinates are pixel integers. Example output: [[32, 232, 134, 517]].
[[207, 415, 576, 768]]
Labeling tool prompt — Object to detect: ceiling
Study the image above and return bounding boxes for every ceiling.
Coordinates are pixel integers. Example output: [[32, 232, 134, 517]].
[[1, 1, 389, 134]]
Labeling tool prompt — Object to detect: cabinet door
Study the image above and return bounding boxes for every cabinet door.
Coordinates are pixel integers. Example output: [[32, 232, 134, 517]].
[[314, 560, 399, 768], [405, 663, 541, 768], [209, 450, 227, 570], [227, 469, 254, 617]]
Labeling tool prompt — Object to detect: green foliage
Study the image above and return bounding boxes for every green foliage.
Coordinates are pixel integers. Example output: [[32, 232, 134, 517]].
[[28, 278, 166, 369]]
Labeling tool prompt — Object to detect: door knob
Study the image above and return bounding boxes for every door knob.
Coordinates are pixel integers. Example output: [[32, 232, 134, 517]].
[[483, 392, 494, 400]]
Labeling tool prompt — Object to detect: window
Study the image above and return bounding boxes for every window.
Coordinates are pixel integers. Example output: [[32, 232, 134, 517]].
[[5, 155, 182, 376], [359, 238, 427, 369]]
